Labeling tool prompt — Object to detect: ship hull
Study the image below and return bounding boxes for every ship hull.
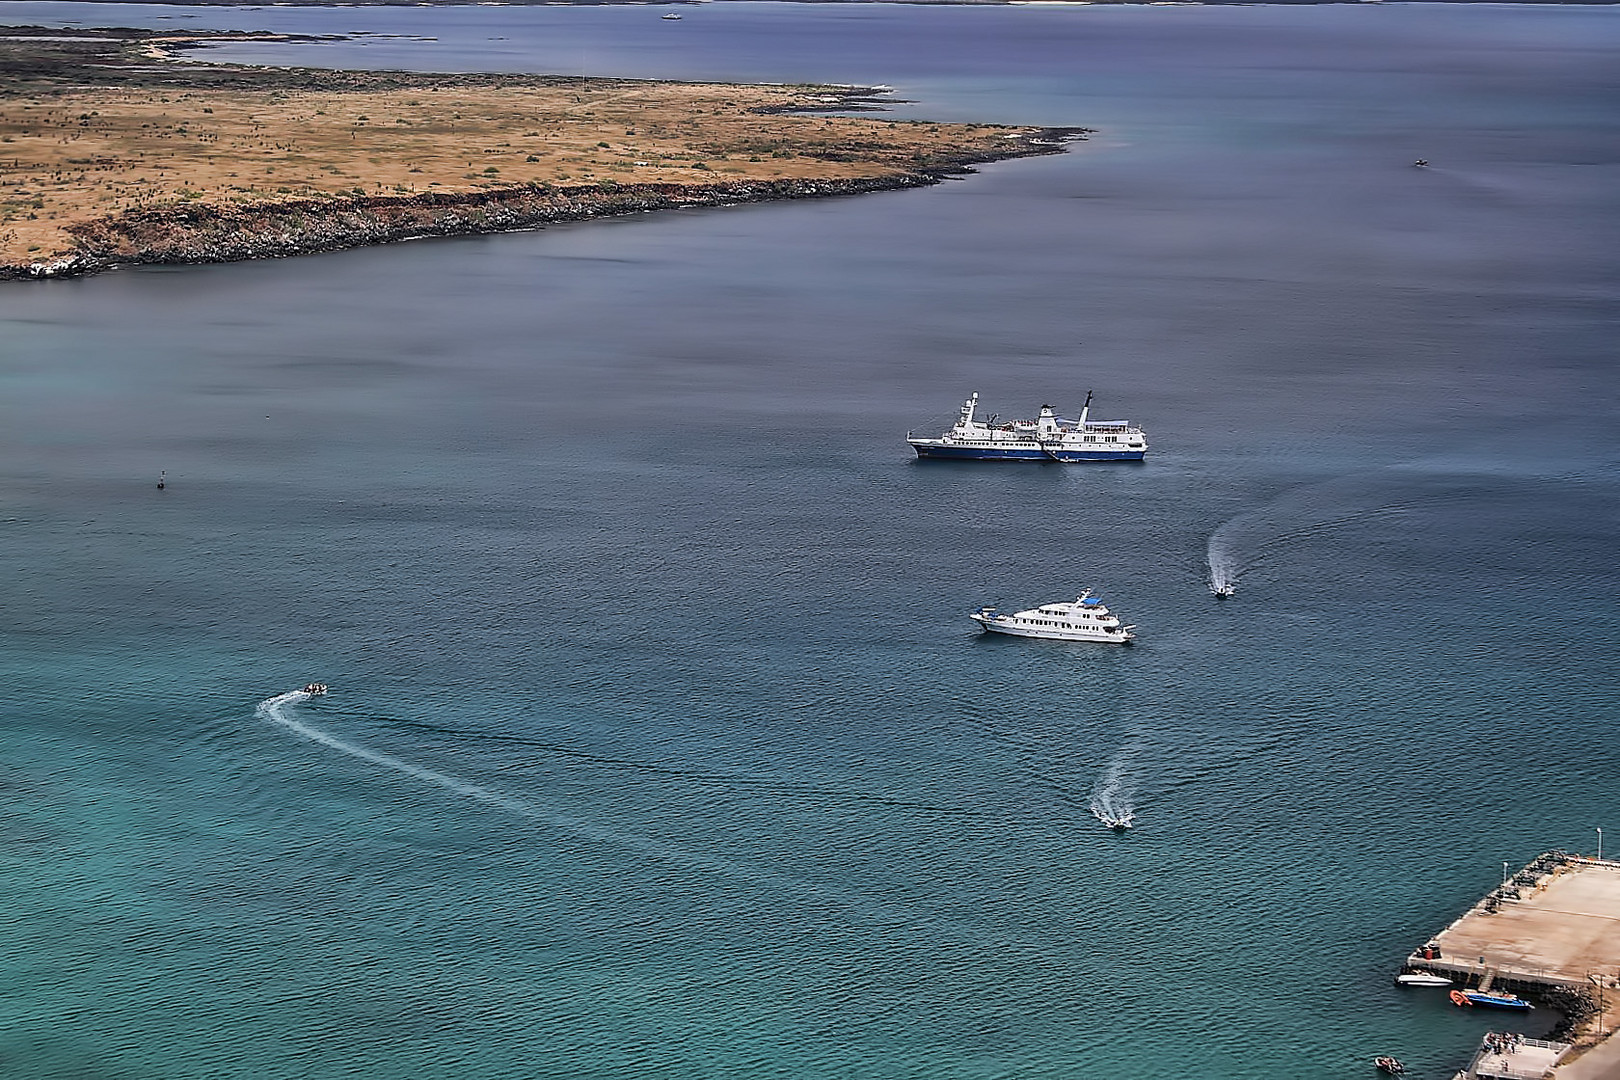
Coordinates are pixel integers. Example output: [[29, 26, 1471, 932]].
[[909, 440, 1145, 462]]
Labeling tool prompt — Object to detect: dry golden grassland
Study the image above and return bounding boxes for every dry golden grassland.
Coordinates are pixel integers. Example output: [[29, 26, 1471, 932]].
[[0, 32, 1047, 267]]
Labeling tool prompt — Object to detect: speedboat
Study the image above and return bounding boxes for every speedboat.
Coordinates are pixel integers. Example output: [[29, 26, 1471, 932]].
[[300, 683, 329, 695], [1451, 988, 1533, 1011], [908, 391, 1147, 462], [1212, 583, 1235, 598], [1095, 811, 1135, 831], [1395, 970, 1453, 988], [971, 590, 1136, 643], [1413, 159, 1429, 168], [1373, 1057, 1405, 1075], [661, 11, 682, 18]]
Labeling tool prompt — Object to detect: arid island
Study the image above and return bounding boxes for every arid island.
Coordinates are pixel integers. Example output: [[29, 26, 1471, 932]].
[[0, 26, 1079, 278]]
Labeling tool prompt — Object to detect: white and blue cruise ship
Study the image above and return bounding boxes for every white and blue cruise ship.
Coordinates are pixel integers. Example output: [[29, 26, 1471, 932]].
[[907, 392, 1147, 462]]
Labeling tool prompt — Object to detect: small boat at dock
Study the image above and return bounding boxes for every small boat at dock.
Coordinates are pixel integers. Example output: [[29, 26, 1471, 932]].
[[1395, 970, 1453, 987], [1451, 988, 1533, 1011]]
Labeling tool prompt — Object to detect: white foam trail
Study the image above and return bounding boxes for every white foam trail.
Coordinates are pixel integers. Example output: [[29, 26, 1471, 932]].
[[256, 691, 753, 879], [1204, 469, 1469, 595], [1087, 745, 1137, 829], [1207, 535, 1239, 594], [261, 691, 542, 815], [255, 691, 1118, 956]]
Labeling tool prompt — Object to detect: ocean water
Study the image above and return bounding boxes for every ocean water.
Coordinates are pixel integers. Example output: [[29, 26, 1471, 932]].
[[2, 4, 1619, 1078]]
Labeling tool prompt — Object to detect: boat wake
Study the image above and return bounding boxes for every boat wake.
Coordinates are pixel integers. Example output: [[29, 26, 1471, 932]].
[[1207, 540, 1240, 597], [253, 690, 1118, 952], [1204, 469, 1473, 596], [255, 690, 758, 879], [259, 690, 540, 816], [1088, 746, 1138, 830]]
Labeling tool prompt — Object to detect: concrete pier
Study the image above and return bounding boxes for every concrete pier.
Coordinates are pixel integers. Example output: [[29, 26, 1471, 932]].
[[1404, 855, 1620, 996], [1464, 1035, 1571, 1080], [1400, 853, 1620, 1079]]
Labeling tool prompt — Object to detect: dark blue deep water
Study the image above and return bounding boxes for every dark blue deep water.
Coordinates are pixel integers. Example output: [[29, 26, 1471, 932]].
[[2, 4, 1618, 1077]]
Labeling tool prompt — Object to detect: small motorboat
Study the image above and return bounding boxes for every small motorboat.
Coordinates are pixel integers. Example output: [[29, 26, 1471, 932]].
[[1373, 1057, 1406, 1075], [1413, 159, 1429, 168], [1451, 988, 1533, 1011], [1395, 970, 1453, 987], [661, 11, 682, 18], [1092, 808, 1135, 831], [1212, 583, 1235, 598], [300, 683, 329, 696]]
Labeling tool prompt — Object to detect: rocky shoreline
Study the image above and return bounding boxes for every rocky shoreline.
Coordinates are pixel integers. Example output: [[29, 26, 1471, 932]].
[[4, 131, 1079, 280], [1, 24, 1085, 279]]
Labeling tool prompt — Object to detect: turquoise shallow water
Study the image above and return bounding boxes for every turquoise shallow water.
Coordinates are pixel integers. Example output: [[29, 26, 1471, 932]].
[[2, 4, 1619, 1078]]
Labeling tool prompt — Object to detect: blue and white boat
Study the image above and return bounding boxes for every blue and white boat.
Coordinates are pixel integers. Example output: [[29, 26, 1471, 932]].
[[1450, 988, 1534, 1011], [907, 391, 1148, 462]]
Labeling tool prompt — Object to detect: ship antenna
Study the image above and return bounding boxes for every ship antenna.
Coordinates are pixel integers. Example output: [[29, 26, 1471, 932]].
[[959, 392, 979, 427]]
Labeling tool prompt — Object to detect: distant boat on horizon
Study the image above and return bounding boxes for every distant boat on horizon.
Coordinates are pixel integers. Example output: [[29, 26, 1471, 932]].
[[907, 391, 1148, 462]]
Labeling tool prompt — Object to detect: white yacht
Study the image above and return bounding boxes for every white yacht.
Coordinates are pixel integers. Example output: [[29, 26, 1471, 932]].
[[908, 391, 1147, 462], [970, 590, 1136, 643]]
